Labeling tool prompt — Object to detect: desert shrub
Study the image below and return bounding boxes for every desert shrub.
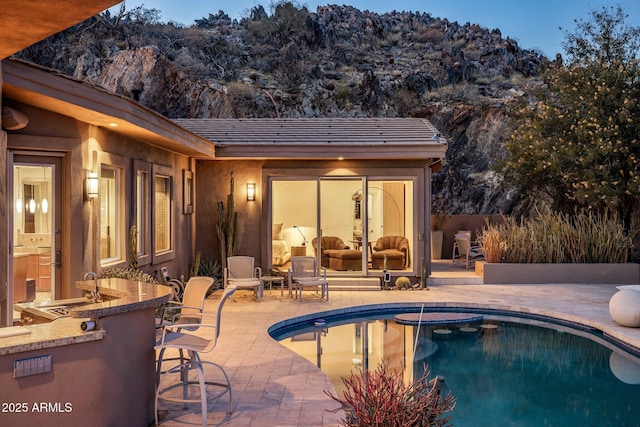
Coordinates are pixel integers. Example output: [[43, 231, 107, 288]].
[[245, 1, 311, 49], [198, 257, 223, 291], [429, 83, 484, 103], [334, 84, 352, 109], [478, 211, 635, 263], [326, 362, 455, 427], [99, 267, 159, 284], [411, 27, 444, 44], [98, 267, 163, 317]]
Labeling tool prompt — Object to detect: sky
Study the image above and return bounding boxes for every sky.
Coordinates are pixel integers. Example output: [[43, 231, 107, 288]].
[[108, 0, 640, 58]]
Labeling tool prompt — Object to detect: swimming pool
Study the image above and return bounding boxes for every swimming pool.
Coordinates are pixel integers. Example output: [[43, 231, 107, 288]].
[[270, 306, 640, 427]]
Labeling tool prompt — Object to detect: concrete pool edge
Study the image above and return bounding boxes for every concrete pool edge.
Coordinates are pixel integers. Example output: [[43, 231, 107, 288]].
[[268, 301, 640, 356]]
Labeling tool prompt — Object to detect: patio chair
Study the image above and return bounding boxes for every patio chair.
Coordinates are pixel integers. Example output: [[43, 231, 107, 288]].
[[156, 276, 215, 328], [288, 256, 328, 302], [224, 256, 263, 300], [452, 233, 484, 269], [155, 285, 237, 427], [155, 276, 215, 379]]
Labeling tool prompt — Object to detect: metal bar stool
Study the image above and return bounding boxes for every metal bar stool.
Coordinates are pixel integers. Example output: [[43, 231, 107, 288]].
[[155, 285, 237, 426]]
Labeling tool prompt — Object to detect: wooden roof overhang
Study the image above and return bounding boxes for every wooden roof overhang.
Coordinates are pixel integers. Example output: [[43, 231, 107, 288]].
[[175, 118, 447, 164], [0, 1, 121, 59], [2, 59, 215, 158]]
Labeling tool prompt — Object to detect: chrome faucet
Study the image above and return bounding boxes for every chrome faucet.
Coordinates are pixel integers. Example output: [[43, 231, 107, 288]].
[[83, 272, 100, 303]]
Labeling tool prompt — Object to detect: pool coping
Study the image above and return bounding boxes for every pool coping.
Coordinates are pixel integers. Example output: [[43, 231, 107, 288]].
[[158, 284, 640, 426], [268, 301, 640, 356]]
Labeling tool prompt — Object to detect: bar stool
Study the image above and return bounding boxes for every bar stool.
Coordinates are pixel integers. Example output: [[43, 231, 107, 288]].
[[155, 285, 237, 426]]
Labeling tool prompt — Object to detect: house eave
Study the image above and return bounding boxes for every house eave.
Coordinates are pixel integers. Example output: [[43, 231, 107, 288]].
[[212, 144, 447, 160], [2, 59, 215, 159], [0, 1, 121, 59]]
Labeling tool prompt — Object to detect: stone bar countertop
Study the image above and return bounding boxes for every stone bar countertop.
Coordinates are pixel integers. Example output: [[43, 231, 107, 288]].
[[73, 277, 172, 318], [0, 318, 106, 356], [0, 279, 171, 356]]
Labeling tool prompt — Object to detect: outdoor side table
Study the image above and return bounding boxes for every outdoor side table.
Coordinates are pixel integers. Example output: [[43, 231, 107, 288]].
[[261, 275, 286, 297]]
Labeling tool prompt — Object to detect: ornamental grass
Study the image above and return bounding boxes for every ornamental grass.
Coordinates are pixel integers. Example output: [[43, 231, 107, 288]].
[[478, 211, 635, 263], [326, 362, 455, 427]]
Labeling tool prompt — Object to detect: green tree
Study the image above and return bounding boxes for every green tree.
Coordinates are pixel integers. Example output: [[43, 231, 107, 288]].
[[503, 5, 640, 228]]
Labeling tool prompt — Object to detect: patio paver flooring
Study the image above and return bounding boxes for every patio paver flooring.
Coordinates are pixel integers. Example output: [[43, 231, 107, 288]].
[[156, 280, 640, 426]]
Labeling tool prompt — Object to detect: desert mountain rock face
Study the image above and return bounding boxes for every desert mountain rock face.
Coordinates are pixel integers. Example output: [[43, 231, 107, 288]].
[[16, 3, 552, 216]]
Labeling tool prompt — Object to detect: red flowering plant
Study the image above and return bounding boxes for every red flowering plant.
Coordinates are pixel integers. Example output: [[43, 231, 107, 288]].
[[326, 362, 455, 427]]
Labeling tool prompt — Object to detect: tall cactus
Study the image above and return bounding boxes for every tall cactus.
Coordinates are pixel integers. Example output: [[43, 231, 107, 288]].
[[226, 172, 237, 257], [189, 251, 201, 279], [217, 171, 238, 272], [419, 257, 428, 290]]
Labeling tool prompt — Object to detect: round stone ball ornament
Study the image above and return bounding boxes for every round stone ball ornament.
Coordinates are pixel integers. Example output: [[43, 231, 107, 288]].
[[609, 286, 640, 328]]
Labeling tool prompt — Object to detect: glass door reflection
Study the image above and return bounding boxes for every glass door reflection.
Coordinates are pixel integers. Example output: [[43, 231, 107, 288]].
[[12, 164, 55, 316], [319, 178, 366, 274]]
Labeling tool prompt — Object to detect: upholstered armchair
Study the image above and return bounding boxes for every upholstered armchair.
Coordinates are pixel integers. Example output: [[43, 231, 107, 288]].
[[371, 236, 409, 269], [312, 236, 350, 267]]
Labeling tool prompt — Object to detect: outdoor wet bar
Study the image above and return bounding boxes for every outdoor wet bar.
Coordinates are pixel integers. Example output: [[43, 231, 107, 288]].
[[0, 278, 171, 427]]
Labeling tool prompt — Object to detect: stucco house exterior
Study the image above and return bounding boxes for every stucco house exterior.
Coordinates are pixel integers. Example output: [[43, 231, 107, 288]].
[[179, 118, 446, 281], [0, 2, 447, 327], [2, 58, 446, 325], [1, 58, 216, 326], [0, 3, 448, 424]]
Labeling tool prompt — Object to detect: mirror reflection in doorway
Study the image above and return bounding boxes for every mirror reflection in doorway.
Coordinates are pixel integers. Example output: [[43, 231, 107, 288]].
[[12, 165, 54, 310]]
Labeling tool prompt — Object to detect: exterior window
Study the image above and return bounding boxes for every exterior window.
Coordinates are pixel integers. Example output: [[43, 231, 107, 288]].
[[270, 175, 415, 274], [100, 165, 122, 264], [152, 163, 174, 263], [136, 170, 148, 255], [154, 175, 171, 253], [133, 160, 151, 266]]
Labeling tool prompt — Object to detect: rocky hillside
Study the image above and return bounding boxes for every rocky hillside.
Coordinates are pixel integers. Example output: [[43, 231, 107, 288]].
[[16, 3, 551, 215]]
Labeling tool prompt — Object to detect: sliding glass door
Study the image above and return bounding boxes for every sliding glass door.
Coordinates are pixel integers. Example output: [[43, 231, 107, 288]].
[[270, 176, 414, 275], [319, 178, 366, 273], [271, 180, 317, 268], [367, 180, 414, 272]]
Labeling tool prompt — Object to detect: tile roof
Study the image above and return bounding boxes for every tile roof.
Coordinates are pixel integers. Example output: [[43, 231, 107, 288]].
[[174, 117, 447, 160]]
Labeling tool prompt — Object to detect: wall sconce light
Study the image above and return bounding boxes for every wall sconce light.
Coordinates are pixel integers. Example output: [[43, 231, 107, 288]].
[[246, 183, 256, 201], [85, 171, 99, 200]]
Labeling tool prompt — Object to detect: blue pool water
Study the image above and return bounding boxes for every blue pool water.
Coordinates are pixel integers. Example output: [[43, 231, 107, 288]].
[[272, 309, 640, 427]]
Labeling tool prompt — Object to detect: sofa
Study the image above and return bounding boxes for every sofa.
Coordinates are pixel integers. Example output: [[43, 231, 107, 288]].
[[371, 236, 409, 269]]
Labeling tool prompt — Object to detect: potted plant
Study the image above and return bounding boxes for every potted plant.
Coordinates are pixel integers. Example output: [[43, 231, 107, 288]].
[[431, 213, 446, 260]]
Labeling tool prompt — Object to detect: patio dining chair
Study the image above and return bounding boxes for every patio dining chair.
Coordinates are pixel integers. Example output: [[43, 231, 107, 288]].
[[155, 276, 215, 380], [452, 233, 484, 269], [224, 256, 263, 300], [156, 276, 214, 328], [155, 285, 237, 427], [288, 256, 328, 302]]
